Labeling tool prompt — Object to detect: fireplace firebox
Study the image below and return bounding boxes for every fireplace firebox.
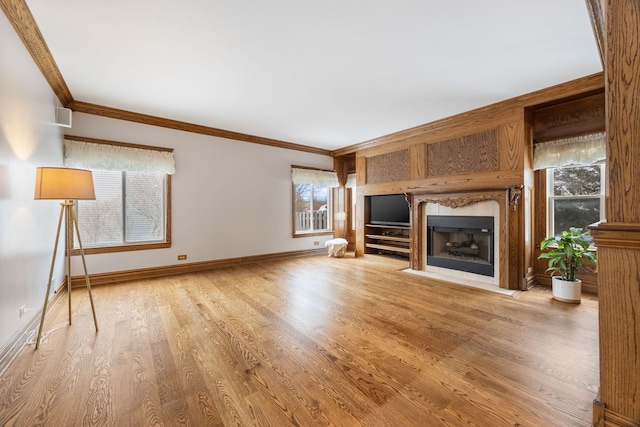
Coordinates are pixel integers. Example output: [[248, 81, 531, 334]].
[[427, 215, 494, 277]]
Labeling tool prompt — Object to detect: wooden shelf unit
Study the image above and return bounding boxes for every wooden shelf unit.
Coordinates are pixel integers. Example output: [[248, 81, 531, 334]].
[[365, 224, 411, 257]]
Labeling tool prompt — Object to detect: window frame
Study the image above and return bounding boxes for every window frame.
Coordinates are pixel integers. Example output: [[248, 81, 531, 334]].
[[546, 164, 605, 238], [68, 136, 172, 255], [291, 166, 334, 238]]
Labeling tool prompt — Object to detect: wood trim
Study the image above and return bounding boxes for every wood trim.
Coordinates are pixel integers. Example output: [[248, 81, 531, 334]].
[[69, 242, 171, 257], [589, 222, 640, 250], [332, 73, 604, 156], [65, 134, 174, 152], [599, 408, 640, 427], [585, 0, 605, 69], [291, 164, 335, 173], [69, 101, 331, 156], [0, 0, 73, 105], [534, 116, 605, 142], [533, 92, 606, 142], [69, 248, 326, 287], [359, 169, 524, 196]]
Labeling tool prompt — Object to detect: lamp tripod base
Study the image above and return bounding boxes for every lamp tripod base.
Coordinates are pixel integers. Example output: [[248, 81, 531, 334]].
[[35, 201, 98, 349]]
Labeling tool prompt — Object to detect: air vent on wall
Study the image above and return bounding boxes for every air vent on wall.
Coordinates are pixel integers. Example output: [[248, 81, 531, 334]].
[[55, 107, 72, 128]]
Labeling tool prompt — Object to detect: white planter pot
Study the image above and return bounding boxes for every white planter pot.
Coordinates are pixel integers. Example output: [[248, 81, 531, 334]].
[[552, 276, 582, 304]]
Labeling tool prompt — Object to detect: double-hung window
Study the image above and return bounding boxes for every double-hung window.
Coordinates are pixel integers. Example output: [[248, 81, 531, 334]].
[[547, 164, 605, 236], [64, 137, 175, 253], [291, 166, 339, 237], [534, 132, 606, 238]]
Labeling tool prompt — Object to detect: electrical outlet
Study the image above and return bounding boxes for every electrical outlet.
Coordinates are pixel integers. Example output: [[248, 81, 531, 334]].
[[314, 241, 320, 246], [178, 254, 187, 260], [19, 305, 25, 317]]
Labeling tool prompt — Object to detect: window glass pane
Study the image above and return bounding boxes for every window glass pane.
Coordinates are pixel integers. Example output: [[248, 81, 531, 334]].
[[77, 170, 123, 246], [293, 181, 331, 233], [294, 183, 312, 232], [313, 185, 329, 231], [553, 198, 601, 236], [125, 172, 165, 242], [553, 165, 601, 196]]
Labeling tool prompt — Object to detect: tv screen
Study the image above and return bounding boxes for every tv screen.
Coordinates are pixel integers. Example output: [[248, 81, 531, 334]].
[[370, 194, 410, 226]]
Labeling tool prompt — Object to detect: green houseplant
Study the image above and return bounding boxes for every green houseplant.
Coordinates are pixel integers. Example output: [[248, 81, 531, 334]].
[[538, 227, 597, 303]]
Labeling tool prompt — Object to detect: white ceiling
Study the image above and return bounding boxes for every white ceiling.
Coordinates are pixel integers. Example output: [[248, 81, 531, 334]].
[[26, 0, 602, 151]]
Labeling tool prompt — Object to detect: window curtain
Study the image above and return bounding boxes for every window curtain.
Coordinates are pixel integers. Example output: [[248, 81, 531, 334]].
[[291, 167, 339, 187], [533, 132, 606, 170], [64, 139, 176, 174], [345, 173, 356, 188]]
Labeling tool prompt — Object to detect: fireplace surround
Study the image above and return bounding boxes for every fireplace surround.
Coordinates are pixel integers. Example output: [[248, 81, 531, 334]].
[[409, 188, 524, 290]]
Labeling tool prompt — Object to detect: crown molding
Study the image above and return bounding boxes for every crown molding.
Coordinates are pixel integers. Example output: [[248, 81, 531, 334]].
[[68, 101, 331, 156]]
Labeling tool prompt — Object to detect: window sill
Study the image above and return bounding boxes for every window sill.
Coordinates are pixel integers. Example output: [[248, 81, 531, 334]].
[[293, 231, 334, 239], [541, 243, 598, 252], [70, 241, 171, 256]]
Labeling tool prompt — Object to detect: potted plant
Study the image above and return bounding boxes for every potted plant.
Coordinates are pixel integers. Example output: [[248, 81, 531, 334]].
[[538, 227, 597, 303]]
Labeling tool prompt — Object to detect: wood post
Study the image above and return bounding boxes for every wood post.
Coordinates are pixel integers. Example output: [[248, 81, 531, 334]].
[[589, 0, 640, 424]]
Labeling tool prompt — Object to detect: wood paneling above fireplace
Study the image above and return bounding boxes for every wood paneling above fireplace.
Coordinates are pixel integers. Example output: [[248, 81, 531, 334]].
[[426, 129, 498, 177], [366, 149, 410, 183]]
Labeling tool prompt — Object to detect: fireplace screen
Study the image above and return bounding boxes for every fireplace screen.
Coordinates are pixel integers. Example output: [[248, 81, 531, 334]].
[[427, 215, 494, 277]]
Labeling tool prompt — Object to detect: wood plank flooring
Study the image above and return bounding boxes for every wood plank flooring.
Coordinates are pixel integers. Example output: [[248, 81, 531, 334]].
[[0, 254, 599, 426]]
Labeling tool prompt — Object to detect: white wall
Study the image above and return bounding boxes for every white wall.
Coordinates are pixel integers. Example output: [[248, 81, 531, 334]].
[[0, 11, 334, 355], [69, 114, 335, 274], [0, 14, 67, 351]]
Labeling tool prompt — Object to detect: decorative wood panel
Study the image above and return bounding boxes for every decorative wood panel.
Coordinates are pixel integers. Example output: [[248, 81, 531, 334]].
[[534, 93, 605, 142], [426, 130, 498, 177], [366, 150, 409, 184], [498, 121, 524, 171]]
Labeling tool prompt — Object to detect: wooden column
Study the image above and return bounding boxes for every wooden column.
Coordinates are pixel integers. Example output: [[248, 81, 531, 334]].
[[590, 1, 640, 425]]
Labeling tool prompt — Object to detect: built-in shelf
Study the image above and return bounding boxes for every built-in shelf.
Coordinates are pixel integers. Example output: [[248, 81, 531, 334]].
[[365, 224, 411, 257]]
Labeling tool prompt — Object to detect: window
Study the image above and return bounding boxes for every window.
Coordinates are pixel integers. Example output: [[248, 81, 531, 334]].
[[291, 166, 338, 237], [547, 164, 605, 236], [64, 137, 174, 253], [77, 170, 167, 247], [293, 183, 330, 233]]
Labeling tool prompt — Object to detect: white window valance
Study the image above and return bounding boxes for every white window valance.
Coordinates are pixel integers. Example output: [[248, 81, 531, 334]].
[[533, 132, 606, 170], [345, 173, 357, 188], [64, 139, 176, 175], [291, 167, 339, 187]]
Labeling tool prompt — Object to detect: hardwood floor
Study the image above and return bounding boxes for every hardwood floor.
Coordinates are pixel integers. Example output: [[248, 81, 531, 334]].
[[0, 254, 599, 426]]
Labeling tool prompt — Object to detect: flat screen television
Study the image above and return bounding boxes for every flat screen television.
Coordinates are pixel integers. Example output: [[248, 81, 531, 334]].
[[369, 194, 410, 226]]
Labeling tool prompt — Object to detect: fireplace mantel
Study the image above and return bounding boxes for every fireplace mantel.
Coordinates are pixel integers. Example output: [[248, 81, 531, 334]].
[[409, 189, 525, 290]]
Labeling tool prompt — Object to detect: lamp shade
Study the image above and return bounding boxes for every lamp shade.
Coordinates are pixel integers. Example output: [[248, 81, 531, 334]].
[[34, 167, 95, 200]]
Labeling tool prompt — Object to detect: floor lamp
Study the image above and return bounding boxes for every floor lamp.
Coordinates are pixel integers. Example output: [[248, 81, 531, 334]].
[[34, 167, 99, 349]]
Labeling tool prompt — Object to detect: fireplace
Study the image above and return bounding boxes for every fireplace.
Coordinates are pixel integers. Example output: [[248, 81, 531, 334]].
[[427, 215, 494, 277]]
